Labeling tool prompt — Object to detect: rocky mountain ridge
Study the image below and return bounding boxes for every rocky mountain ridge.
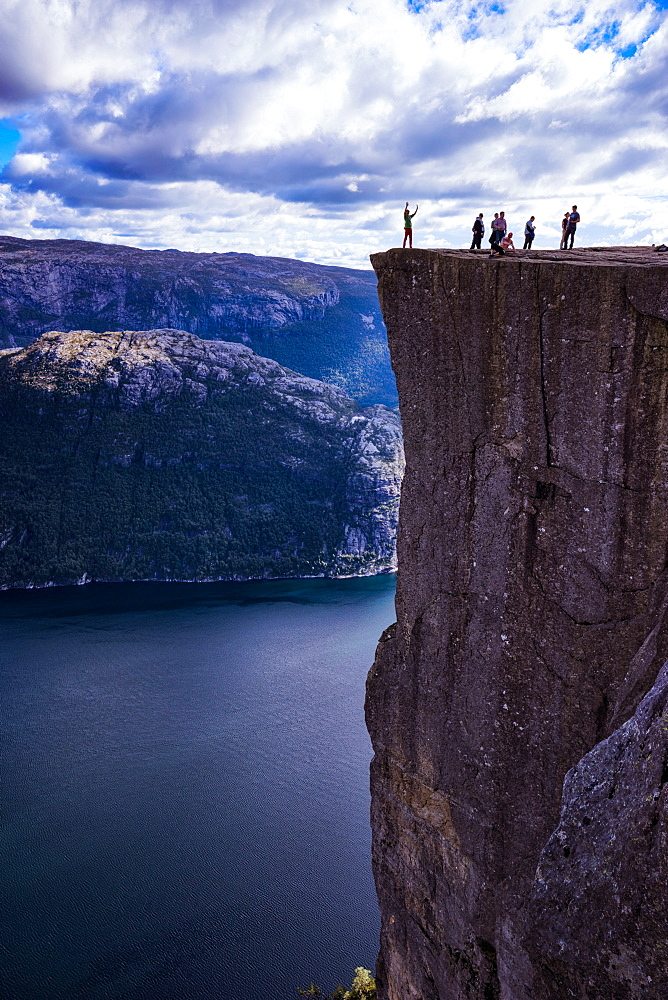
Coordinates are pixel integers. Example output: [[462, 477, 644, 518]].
[[0, 328, 403, 589], [0, 236, 396, 406]]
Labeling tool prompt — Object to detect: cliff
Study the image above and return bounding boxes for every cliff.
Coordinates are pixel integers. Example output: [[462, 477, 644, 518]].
[[0, 329, 403, 589], [0, 237, 396, 406], [366, 247, 668, 1000]]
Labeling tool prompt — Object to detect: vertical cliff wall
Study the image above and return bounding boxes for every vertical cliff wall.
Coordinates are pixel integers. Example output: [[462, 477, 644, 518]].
[[366, 248, 668, 1000]]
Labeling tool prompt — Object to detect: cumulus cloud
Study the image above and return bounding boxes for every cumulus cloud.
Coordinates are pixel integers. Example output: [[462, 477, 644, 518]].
[[0, 0, 666, 265]]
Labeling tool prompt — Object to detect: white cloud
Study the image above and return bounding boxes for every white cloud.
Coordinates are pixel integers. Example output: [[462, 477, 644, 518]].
[[0, 0, 666, 266], [9, 152, 53, 176]]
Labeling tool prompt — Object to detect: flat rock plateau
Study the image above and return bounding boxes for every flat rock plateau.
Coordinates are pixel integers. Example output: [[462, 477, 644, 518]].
[[366, 247, 668, 1000], [0, 329, 403, 589]]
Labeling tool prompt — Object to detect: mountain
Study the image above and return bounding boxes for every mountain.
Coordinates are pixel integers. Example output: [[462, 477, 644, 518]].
[[0, 236, 396, 407], [0, 329, 403, 589]]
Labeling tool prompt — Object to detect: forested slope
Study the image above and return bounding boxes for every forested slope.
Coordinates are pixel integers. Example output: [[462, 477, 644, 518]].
[[0, 329, 403, 588]]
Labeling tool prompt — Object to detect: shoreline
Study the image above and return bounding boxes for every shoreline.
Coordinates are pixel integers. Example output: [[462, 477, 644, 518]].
[[0, 565, 398, 594]]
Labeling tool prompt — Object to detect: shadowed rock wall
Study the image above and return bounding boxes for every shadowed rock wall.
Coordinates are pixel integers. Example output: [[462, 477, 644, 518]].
[[366, 247, 668, 1000]]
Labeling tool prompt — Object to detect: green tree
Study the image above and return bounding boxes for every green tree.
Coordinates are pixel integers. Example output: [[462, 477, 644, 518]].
[[297, 986, 323, 1000], [297, 968, 376, 1000], [347, 968, 377, 1000]]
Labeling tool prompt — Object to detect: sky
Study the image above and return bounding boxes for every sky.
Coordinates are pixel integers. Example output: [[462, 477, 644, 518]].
[[0, 0, 666, 268]]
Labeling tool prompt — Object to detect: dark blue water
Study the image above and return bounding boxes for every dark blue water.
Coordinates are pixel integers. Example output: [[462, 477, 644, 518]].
[[1, 575, 396, 1000]]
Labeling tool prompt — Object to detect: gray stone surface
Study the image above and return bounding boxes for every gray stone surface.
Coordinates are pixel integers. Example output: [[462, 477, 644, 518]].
[[527, 661, 668, 1000], [366, 247, 668, 999]]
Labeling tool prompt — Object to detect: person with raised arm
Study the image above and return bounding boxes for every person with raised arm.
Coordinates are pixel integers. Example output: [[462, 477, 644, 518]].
[[403, 202, 418, 248]]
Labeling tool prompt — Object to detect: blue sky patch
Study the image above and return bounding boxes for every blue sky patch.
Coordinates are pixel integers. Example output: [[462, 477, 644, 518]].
[[575, 9, 662, 57], [467, 2, 505, 16], [409, 0, 506, 16], [0, 121, 21, 166], [576, 20, 620, 50], [462, 2, 506, 39]]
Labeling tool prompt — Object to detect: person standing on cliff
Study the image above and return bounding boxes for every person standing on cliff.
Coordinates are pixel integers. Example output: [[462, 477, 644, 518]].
[[559, 211, 570, 249], [470, 213, 484, 250], [491, 211, 506, 248], [403, 202, 418, 248], [564, 205, 580, 249], [488, 213, 499, 248], [523, 216, 536, 249]]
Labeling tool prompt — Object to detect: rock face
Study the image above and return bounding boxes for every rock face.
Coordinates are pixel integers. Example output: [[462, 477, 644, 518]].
[[366, 247, 668, 1000], [0, 329, 403, 588], [0, 236, 396, 406], [528, 661, 668, 999]]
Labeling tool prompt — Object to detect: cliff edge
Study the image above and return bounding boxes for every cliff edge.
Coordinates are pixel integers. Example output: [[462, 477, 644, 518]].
[[366, 247, 668, 1000]]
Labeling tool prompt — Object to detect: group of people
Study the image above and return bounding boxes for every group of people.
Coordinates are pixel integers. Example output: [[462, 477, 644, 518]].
[[402, 202, 582, 253], [470, 211, 532, 256], [471, 205, 581, 253], [471, 210, 581, 255]]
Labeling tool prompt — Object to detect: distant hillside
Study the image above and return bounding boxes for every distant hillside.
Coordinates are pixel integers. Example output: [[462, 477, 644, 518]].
[[0, 237, 396, 407], [0, 329, 403, 589]]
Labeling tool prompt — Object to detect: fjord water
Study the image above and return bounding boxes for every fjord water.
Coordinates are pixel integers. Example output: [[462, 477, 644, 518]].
[[2, 575, 395, 1000]]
